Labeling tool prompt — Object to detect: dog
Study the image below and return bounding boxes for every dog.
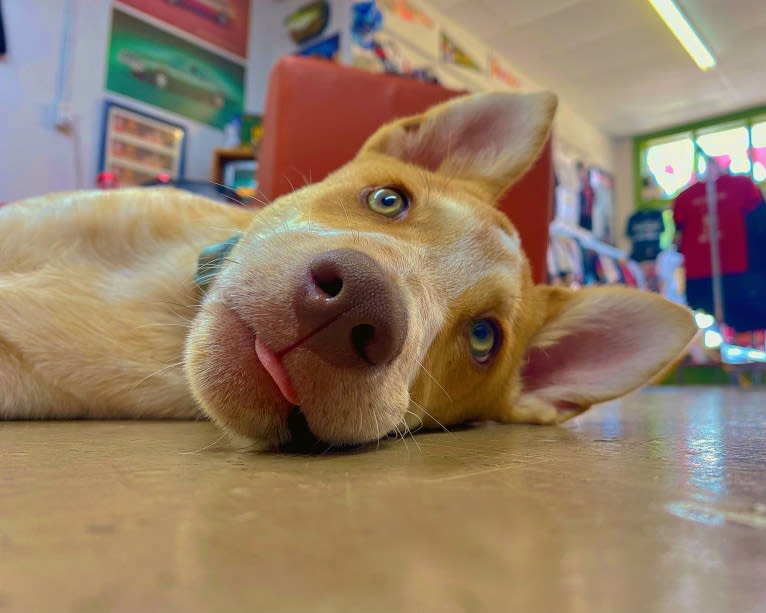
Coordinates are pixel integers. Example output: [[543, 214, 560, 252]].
[[0, 92, 697, 450]]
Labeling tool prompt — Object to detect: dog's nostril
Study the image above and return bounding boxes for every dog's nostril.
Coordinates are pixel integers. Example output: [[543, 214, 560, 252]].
[[351, 324, 376, 363], [312, 269, 344, 298]]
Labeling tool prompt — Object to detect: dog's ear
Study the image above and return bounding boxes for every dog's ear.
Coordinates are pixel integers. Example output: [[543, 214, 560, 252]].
[[505, 286, 697, 425], [358, 92, 558, 201]]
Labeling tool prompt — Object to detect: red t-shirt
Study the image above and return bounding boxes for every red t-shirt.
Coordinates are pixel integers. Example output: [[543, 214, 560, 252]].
[[673, 175, 762, 280]]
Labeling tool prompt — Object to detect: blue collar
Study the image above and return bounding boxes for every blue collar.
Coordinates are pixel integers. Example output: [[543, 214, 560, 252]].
[[194, 234, 242, 292]]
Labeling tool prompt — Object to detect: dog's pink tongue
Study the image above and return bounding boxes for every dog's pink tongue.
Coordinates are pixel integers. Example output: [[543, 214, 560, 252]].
[[254, 338, 300, 406]]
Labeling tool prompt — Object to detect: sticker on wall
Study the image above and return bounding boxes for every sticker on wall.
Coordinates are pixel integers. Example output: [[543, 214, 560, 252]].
[[284, 0, 330, 45], [106, 9, 244, 130], [439, 31, 480, 71], [297, 33, 340, 62], [118, 0, 251, 59], [378, 0, 433, 27], [489, 55, 521, 89]]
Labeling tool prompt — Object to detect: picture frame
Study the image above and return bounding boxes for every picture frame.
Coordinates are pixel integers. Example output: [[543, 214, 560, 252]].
[[99, 100, 187, 187]]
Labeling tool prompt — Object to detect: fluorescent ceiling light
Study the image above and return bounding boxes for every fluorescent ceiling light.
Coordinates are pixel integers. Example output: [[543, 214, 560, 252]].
[[647, 0, 716, 71]]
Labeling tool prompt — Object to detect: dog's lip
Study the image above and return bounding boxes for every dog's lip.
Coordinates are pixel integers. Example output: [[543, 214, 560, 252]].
[[254, 337, 301, 406], [225, 306, 300, 407]]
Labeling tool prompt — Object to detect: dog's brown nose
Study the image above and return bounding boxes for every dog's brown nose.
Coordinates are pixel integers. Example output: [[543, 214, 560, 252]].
[[295, 249, 408, 367]]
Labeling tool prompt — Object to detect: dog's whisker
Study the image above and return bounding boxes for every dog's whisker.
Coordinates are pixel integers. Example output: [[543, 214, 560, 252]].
[[179, 430, 230, 454], [404, 408, 424, 433], [409, 397, 454, 437], [133, 322, 193, 331], [207, 180, 247, 207], [149, 300, 198, 310], [146, 303, 195, 324], [336, 196, 360, 244], [398, 416, 423, 451], [393, 423, 407, 450], [208, 225, 249, 234], [296, 168, 313, 189], [415, 358, 453, 402], [372, 410, 381, 451], [129, 360, 185, 392]]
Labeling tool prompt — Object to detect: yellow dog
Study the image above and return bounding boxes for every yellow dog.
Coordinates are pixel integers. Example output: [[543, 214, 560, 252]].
[[0, 93, 696, 450]]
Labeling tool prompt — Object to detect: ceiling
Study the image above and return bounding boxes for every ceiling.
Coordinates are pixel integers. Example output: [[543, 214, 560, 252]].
[[429, 0, 766, 137]]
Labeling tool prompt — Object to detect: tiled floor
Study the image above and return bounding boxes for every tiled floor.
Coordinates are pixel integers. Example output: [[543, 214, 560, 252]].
[[1, 386, 765, 612]]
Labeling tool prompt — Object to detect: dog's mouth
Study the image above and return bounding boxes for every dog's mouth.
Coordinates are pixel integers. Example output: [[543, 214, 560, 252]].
[[215, 305, 393, 452], [249, 323, 368, 453], [280, 406, 366, 454], [253, 337, 300, 406]]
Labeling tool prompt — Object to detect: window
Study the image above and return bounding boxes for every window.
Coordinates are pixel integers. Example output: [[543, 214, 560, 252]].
[[641, 133, 695, 200], [696, 122, 750, 176], [635, 107, 766, 206], [751, 117, 766, 183]]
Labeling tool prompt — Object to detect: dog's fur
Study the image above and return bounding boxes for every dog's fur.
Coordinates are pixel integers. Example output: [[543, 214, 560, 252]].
[[0, 92, 697, 448]]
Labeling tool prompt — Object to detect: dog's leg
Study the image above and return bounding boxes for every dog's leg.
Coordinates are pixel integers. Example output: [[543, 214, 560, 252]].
[[0, 188, 254, 420], [0, 339, 82, 419]]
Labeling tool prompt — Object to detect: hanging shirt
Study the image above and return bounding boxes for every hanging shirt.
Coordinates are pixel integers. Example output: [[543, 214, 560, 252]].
[[673, 175, 762, 280], [626, 209, 665, 262], [655, 248, 686, 305]]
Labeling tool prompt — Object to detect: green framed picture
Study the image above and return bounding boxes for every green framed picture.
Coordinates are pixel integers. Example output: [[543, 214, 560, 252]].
[[106, 9, 244, 130]]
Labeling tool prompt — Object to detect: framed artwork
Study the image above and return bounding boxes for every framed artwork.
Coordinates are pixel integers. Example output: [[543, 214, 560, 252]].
[[0, 0, 6, 56], [118, 0, 251, 59], [99, 101, 187, 187], [439, 30, 480, 72], [106, 8, 245, 129]]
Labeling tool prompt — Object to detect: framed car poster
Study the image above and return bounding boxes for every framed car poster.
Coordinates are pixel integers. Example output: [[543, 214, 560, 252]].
[[118, 0, 251, 59], [99, 101, 187, 187], [106, 8, 245, 129]]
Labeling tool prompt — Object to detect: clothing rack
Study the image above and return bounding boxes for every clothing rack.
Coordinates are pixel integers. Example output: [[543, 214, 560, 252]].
[[695, 144, 725, 324], [549, 219, 627, 260], [690, 146, 766, 371]]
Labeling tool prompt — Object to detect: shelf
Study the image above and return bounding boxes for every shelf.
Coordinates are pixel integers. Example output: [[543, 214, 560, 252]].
[[108, 155, 172, 177], [210, 147, 256, 184], [112, 131, 177, 156]]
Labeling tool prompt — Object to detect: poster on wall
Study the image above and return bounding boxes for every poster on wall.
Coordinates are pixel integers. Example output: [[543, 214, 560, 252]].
[[106, 9, 244, 130], [378, 0, 433, 27], [283, 0, 330, 45], [489, 55, 521, 89], [117, 0, 251, 59], [439, 31, 480, 71], [99, 101, 187, 187], [297, 33, 340, 61]]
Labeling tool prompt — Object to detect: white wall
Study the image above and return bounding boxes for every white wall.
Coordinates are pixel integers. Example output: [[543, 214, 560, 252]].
[[612, 137, 635, 251], [1, 0, 615, 203], [380, 0, 615, 171], [0, 1, 247, 202], [246, 0, 354, 114], [245, 0, 616, 169]]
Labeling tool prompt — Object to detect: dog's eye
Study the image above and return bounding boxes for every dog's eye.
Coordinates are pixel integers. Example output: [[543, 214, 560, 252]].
[[469, 319, 500, 364], [366, 187, 409, 218]]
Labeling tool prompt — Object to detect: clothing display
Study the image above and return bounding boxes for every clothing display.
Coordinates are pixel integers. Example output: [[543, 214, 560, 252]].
[[675, 175, 766, 332], [655, 248, 686, 305], [547, 223, 642, 289], [674, 174, 762, 280], [577, 163, 594, 230], [625, 209, 665, 262]]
